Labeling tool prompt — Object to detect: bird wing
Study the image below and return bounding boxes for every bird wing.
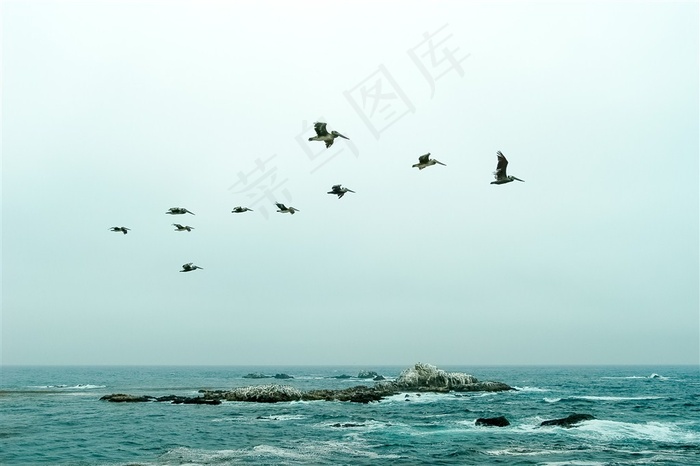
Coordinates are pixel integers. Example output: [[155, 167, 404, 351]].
[[183, 263, 193, 269], [173, 223, 183, 228], [314, 122, 328, 137], [276, 203, 287, 210], [418, 153, 430, 164], [495, 151, 508, 178]]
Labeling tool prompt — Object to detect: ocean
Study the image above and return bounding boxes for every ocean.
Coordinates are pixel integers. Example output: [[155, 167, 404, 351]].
[[1, 365, 698, 465]]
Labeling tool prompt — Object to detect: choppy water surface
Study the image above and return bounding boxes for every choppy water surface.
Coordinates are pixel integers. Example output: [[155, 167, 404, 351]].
[[1, 365, 698, 465]]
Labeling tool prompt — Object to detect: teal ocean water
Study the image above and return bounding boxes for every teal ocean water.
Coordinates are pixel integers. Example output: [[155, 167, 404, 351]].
[[1, 365, 698, 465]]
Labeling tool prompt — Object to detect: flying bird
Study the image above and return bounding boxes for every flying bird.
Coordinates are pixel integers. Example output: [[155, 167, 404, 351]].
[[231, 206, 253, 213], [412, 153, 446, 170], [172, 223, 194, 232], [166, 207, 195, 215], [491, 151, 524, 184], [109, 226, 130, 235], [308, 122, 349, 148], [180, 262, 203, 272], [276, 203, 300, 214], [327, 184, 355, 199]]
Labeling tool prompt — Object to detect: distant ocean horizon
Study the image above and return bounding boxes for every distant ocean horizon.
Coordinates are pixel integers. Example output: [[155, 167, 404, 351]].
[[2, 364, 699, 465]]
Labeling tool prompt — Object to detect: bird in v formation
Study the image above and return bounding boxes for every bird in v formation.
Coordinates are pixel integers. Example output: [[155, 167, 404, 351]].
[[111, 121, 525, 272]]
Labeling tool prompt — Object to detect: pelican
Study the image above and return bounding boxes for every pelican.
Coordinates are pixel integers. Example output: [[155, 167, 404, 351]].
[[109, 226, 130, 235], [491, 151, 524, 184], [231, 206, 253, 213], [412, 153, 446, 170], [327, 184, 355, 199], [276, 203, 300, 214], [308, 122, 349, 148], [166, 207, 194, 215], [172, 223, 194, 232], [180, 262, 203, 272]]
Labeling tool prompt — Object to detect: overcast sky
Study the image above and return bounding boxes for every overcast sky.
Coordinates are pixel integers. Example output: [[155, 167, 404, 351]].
[[2, 1, 698, 366]]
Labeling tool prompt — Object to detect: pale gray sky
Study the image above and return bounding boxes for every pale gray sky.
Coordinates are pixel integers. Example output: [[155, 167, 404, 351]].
[[2, 1, 698, 365]]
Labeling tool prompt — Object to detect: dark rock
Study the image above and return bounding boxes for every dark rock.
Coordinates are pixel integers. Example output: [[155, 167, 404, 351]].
[[303, 385, 396, 403], [274, 373, 293, 379], [182, 397, 221, 405], [540, 413, 595, 428], [357, 371, 380, 379], [475, 416, 510, 427], [100, 394, 154, 403], [331, 423, 364, 428], [332, 374, 352, 379], [243, 373, 270, 379], [373, 375, 386, 381], [156, 395, 188, 403]]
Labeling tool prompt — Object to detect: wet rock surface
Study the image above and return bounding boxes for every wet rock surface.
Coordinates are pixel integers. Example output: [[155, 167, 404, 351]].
[[100, 363, 513, 404]]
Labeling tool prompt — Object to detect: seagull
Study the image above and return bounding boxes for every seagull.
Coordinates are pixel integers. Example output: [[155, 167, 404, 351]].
[[412, 153, 446, 170], [327, 184, 355, 199], [491, 151, 524, 184], [308, 122, 349, 148], [276, 203, 300, 214], [166, 207, 195, 215], [231, 206, 253, 213], [172, 223, 194, 232], [180, 262, 203, 272], [109, 227, 130, 235]]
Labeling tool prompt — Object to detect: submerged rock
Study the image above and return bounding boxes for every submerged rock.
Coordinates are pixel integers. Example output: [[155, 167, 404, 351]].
[[540, 413, 595, 428], [243, 373, 270, 379], [357, 370, 380, 379], [274, 373, 293, 379], [475, 416, 510, 427], [100, 394, 154, 402]]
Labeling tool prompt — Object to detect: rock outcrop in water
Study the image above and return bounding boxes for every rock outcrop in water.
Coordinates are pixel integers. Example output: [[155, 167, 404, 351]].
[[475, 416, 510, 427], [540, 413, 595, 427], [100, 363, 513, 404]]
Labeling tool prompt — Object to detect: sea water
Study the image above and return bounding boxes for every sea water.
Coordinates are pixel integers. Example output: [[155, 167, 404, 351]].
[[1, 365, 698, 465]]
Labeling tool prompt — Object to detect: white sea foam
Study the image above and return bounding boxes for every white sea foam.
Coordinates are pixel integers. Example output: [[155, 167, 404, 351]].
[[540, 461, 606, 465], [571, 395, 663, 402], [573, 419, 700, 444], [319, 419, 391, 432], [159, 438, 403, 464], [514, 386, 550, 392], [544, 397, 562, 403], [486, 447, 562, 457], [383, 392, 457, 404], [29, 384, 106, 390], [602, 373, 670, 381]]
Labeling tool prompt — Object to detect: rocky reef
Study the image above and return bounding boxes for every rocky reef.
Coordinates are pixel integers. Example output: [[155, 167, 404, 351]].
[[100, 363, 513, 404], [540, 413, 595, 428]]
